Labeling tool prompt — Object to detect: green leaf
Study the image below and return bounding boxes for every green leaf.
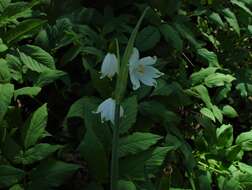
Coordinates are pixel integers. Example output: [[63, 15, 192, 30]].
[[222, 105, 238, 118], [34, 69, 67, 87], [197, 48, 219, 67], [0, 0, 11, 12], [136, 25, 161, 51], [118, 180, 136, 190], [0, 165, 25, 188], [14, 87, 41, 100], [119, 96, 138, 134], [20, 45, 55, 70], [22, 104, 48, 149], [0, 58, 11, 82], [27, 160, 79, 190], [211, 105, 223, 123], [208, 12, 225, 27], [4, 19, 46, 44], [120, 146, 175, 180], [216, 124, 233, 147], [231, 0, 252, 16], [200, 107, 215, 122], [191, 85, 212, 108], [190, 67, 218, 86], [159, 24, 183, 51], [9, 184, 24, 190], [151, 79, 173, 97], [0, 38, 8, 52], [222, 8, 240, 35], [78, 97, 109, 182], [119, 132, 162, 157], [0, 83, 14, 122], [204, 73, 235, 88], [14, 143, 62, 165], [236, 130, 252, 151]]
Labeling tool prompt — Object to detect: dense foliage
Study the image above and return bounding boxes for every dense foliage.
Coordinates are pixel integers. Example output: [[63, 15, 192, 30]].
[[0, 0, 252, 189]]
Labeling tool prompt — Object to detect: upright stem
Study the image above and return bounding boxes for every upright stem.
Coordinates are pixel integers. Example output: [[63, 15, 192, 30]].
[[110, 103, 121, 190]]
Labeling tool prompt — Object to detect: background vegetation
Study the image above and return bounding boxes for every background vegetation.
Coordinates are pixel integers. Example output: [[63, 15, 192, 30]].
[[0, 0, 252, 189]]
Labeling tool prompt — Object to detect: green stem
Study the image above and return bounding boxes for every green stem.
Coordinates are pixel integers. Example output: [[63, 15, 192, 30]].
[[110, 103, 121, 190]]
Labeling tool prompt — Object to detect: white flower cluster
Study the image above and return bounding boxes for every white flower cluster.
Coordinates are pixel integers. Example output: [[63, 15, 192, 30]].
[[95, 47, 163, 124]]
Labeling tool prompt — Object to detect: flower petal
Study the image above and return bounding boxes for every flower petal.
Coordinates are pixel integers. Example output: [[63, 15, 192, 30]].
[[129, 48, 140, 67], [139, 56, 157, 66], [100, 53, 118, 79], [129, 70, 141, 90]]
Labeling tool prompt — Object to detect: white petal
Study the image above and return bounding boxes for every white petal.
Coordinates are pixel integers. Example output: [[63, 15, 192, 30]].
[[139, 74, 157, 87], [100, 53, 118, 79], [129, 48, 139, 67], [129, 70, 141, 90], [144, 66, 164, 78], [94, 98, 124, 125], [139, 56, 157, 66]]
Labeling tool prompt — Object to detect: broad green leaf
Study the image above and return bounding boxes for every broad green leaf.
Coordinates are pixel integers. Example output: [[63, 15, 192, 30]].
[[34, 69, 67, 87], [27, 160, 79, 190], [19, 45, 56, 73], [197, 48, 219, 67], [136, 25, 161, 51], [119, 132, 162, 157], [4, 19, 46, 44], [216, 124, 233, 147], [0, 0, 11, 12], [190, 67, 218, 86], [231, 0, 252, 16], [145, 147, 174, 172], [14, 143, 62, 165], [5, 54, 23, 82], [0, 165, 25, 188], [174, 22, 201, 48], [204, 73, 235, 88], [236, 130, 252, 151], [120, 146, 175, 180], [0, 58, 11, 82], [208, 12, 225, 27], [200, 107, 215, 122], [0, 83, 14, 122], [20, 45, 55, 69], [9, 184, 24, 190], [0, 38, 8, 52], [159, 24, 183, 51], [222, 8, 240, 35], [151, 79, 173, 97], [191, 85, 212, 108], [78, 97, 109, 182], [118, 180, 136, 190], [222, 105, 238, 118], [119, 96, 138, 134], [198, 171, 212, 190], [14, 87, 41, 100], [211, 105, 223, 123], [139, 101, 181, 128], [22, 104, 48, 149]]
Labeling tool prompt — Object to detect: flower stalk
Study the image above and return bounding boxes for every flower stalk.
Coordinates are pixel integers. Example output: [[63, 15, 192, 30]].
[[110, 7, 150, 190]]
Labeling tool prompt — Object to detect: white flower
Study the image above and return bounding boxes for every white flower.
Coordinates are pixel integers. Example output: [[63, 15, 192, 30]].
[[100, 53, 118, 79], [129, 48, 163, 90], [95, 98, 124, 125]]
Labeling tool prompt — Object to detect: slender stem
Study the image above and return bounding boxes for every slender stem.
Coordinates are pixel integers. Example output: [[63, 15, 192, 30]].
[[110, 103, 121, 190]]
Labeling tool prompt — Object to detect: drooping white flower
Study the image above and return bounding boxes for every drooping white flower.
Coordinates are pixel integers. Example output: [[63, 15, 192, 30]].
[[129, 48, 163, 90], [95, 98, 124, 125], [100, 53, 118, 79]]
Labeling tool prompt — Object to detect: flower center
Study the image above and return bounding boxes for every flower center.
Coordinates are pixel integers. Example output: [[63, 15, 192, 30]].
[[137, 64, 145, 75]]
